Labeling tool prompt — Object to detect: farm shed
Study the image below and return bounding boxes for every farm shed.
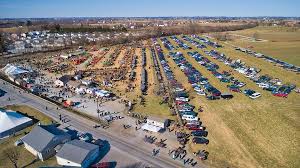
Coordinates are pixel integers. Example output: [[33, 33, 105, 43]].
[[56, 139, 100, 168], [22, 124, 71, 161]]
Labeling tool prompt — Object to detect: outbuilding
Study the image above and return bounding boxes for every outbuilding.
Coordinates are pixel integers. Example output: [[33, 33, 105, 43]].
[[56, 139, 99, 168], [22, 124, 71, 161]]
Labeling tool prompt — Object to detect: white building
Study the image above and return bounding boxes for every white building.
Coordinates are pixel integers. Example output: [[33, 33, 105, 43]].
[[0, 109, 33, 139]]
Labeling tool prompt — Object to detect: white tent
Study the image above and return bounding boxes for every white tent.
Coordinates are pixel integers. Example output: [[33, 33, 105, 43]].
[[1, 64, 29, 76], [0, 109, 33, 139], [141, 123, 162, 133]]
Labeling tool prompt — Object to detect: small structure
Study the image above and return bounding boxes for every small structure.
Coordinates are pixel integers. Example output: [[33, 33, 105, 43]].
[[0, 109, 33, 139], [55, 75, 71, 87], [56, 139, 100, 168], [141, 116, 167, 133], [22, 124, 71, 161]]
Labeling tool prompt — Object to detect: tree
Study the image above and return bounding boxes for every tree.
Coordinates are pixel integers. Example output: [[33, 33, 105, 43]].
[[4, 148, 20, 168], [26, 20, 32, 27], [55, 24, 61, 32], [0, 33, 5, 54]]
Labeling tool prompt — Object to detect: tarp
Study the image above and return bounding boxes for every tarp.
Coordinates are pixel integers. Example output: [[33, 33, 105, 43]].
[[0, 109, 33, 138]]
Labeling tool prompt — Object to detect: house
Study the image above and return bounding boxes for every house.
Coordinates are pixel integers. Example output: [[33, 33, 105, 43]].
[[55, 75, 71, 87], [22, 124, 71, 161], [56, 139, 99, 168], [141, 116, 167, 132]]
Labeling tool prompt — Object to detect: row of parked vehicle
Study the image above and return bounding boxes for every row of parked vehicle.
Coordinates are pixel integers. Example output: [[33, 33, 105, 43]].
[[235, 47, 300, 73], [155, 40, 201, 124], [161, 37, 175, 51], [186, 51, 246, 92], [192, 35, 222, 48], [204, 48, 296, 98], [141, 48, 146, 67], [169, 51, 223, 100], [141, 68, 147, 94], [156, 38, 210, 159], [181, 35, 206, 49], [170, 36, 192, 50]]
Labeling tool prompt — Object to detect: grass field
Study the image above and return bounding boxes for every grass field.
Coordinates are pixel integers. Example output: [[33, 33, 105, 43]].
[[226, 26, 300, 66], [0, 105, 58, 168], [155, 34, 299, 168]]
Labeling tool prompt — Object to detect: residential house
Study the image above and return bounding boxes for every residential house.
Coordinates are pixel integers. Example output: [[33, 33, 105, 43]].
[[55, 75, 72, 87]]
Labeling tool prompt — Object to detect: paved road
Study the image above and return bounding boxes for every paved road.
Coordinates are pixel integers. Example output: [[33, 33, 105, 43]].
[[0, 79, 201, 168]]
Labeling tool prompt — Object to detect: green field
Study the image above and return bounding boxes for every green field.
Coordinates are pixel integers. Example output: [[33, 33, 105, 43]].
[[227, 26, 300, 66], [0, 105, 58, 168], [156, 34, 299, 168]]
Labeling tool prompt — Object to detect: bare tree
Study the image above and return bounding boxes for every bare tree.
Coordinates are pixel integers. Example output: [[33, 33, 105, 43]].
[[4, 148, 20, 168]]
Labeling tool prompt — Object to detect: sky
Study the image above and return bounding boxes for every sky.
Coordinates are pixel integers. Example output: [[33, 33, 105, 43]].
[[0, 0, 299, 18]]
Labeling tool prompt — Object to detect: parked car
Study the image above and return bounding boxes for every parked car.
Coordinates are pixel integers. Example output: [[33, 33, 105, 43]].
[[206, 95, 220, 100], [186, 124, 205, 131], [249, 92, 261, 99], [176, 97, 189, 102], [192, 137, 209, 145], [273, 92, 288, 98], [191, 130, 208, 137], [221, 93, 234, 99]]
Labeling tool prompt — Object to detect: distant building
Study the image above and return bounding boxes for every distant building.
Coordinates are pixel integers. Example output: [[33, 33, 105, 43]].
[[22, 124, 71, 161], [56, 139, 99, 168]]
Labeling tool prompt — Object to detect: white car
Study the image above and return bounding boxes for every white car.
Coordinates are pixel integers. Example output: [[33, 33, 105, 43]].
[[249, 92, 261, 99], [196, 91, 206, 96], [258, 83, 269, 89], [176, 97, 189, 102]]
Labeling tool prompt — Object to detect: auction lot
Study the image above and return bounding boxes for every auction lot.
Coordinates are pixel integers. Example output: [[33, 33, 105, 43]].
[[1, 27, 299, 168]]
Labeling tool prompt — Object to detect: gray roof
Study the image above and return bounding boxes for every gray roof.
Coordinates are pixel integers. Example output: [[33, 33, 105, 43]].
[[22, 124, 69, 152], [56, 139, 99, 164], [58, 75, 71, 84]]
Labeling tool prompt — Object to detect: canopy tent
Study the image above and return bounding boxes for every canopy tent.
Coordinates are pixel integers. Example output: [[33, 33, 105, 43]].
[[1, 64, 29, 76], [0, 109, 33, 139], [141, 123, 163, 133]]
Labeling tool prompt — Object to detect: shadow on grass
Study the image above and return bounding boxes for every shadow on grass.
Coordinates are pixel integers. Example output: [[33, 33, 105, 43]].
[[21, 158, 38, 168]]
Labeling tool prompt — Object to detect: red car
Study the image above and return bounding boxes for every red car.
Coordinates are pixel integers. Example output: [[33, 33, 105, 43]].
[[175, 100, 186, 105], [186, 124, 204, 131], [229, 87, 241, 92], [273, 93, 288, 98]]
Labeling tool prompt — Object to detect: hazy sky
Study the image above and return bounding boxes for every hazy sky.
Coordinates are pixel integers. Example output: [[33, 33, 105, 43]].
[[0, 0, 299, 18]]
